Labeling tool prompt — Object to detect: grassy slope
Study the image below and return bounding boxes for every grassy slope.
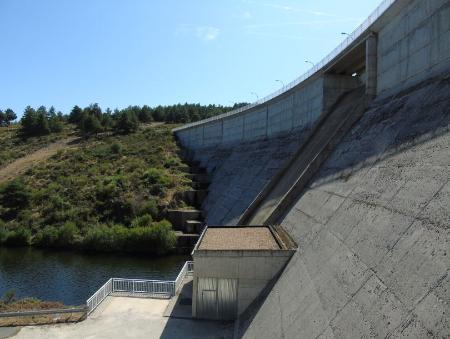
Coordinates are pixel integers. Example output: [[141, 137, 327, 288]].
[[0, 124, 73, 168], [0, 124, 192, 255]]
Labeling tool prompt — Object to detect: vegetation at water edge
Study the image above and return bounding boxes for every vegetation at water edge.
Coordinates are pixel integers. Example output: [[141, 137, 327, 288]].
[[0, 122, 193, 255]]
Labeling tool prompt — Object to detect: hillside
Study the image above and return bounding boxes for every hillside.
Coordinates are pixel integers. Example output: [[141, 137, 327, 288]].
[[0, 124, 73, 168], [0, 123, 192, 255]]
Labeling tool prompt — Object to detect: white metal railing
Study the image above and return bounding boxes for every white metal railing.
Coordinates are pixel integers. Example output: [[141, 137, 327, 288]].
[[86, 278, 112, 315], [112, 278, 175, 297], [86, 261, 194, 315], [174, 261, 195, 294], [172, 0, 397, 132]]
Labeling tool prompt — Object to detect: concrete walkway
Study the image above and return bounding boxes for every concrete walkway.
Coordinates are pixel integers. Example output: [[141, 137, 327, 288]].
[[10, 297, 233, 339]]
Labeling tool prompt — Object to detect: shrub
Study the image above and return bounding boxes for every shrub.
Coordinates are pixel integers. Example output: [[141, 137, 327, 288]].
[[130, 214, 152, 228], [163, 157, 180, 168], [49, 117, 63, 133], [123, 220, 176, 254], [145, 220, 176, 255], [4, 228, 31, 246], [110, 142, 123, 155], [114, 111, 139, 134], [58, 222, 78, 246], [3, 290, 16, 304], [143, 168, 172, 195], [139, 199, 159, 219], [34, 226, 59, 247], [0, 180, 31, 211], [33, 222, 79, 248], [81, 222, 175, 255], [0, 226, 8, 244], [81, 115, 103, 136], [144, 168, 171, 186], [82, 225, 118, 252]]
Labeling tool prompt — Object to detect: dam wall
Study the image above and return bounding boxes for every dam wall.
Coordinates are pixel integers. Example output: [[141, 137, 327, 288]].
[[177, 75, 360, 149], [173, 1, 450, 337], [377, 0, 450, 94], [195, 131, 308, 225], [174, 0, 450, 151], [238, 66, 450, 339]]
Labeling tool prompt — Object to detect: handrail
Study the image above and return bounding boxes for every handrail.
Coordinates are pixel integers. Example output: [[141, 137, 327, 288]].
[[172, 0, 396, 132], [86, 278, 112, 315], [86, 261, 194, 315]]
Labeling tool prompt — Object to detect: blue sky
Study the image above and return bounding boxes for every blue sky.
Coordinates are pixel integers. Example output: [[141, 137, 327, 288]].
[[0, 0, 381, 117]]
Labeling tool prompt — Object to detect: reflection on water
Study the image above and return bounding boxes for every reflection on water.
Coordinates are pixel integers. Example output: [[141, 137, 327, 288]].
[[0, 247, 188, 306]]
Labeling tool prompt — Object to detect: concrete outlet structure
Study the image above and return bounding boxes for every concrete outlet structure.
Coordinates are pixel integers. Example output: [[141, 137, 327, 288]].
[[191, 226, 296, 320]]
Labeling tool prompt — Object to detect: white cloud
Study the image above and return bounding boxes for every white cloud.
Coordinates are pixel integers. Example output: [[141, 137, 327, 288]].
[[196, 26, 220, 41], [242, 0, 362, 20], [243, 18, 361, 30]]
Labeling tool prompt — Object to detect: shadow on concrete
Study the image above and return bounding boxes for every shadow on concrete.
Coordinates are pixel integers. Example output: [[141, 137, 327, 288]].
[[273, 71, 450, 223], [236, 71, 450, 337], [161, 279, 234, 338], [163, 279, 193, 319]]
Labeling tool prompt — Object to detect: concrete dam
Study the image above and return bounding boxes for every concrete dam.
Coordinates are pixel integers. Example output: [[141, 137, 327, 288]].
[[174, 0, 450, 338]]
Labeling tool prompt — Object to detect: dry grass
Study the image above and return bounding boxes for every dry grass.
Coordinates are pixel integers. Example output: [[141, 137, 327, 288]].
[[0, 298, 67, 313]]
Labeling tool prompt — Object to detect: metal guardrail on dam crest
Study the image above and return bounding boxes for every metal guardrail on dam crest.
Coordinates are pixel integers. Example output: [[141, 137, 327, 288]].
[[172, 0, 396, 132], [86, 261, 194, 315]]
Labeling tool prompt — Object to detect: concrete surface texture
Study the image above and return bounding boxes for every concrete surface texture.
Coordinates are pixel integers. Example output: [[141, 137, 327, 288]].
[[238, 71, 450, 338], [11, 296, 233, 339], [195, 129, 308, 226], [177, 76, 324, 149], [377, 0, 450, 94], [177, 75, 360, 150], [241, 86, 367, 226]]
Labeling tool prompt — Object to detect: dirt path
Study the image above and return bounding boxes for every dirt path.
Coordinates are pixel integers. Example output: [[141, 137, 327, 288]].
[[0, 136, 81, 184]]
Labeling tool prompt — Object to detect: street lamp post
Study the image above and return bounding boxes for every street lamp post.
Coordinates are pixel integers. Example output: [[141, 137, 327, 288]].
[[251, 92, 259, 101], [275, 79, 285, 88], [305, 60, 314, 67]]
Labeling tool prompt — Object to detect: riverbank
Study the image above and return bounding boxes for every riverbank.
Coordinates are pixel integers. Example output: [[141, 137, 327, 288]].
[[0, 296, 68, 313], [0, 219, 177, 256], [0, 296, 85, 327]]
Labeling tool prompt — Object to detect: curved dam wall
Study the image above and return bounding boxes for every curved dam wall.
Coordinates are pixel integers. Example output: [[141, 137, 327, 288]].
[[177, 75, 360, 149], [174, 0, 450, 151], [239, 67, 450, 339], [173, 0, 450, 338], [178, 0, 450, 228], [193, 130, 310, 225]]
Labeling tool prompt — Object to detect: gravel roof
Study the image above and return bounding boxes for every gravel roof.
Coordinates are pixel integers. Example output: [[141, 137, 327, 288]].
[[198, 227, 280, 250]]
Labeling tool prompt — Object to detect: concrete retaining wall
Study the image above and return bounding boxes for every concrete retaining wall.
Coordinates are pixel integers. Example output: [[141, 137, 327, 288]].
[[377, 0, 450, 94], [177, 75, 359, 150], [176, 77, 326, 148]]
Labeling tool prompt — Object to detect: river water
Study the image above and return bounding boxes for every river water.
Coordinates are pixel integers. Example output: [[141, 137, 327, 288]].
[[0, 247, 188, 306]]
